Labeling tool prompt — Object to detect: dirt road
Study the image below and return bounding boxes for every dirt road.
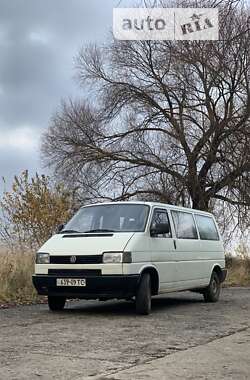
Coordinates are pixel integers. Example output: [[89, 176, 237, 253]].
[[0, 288, 249, 380]]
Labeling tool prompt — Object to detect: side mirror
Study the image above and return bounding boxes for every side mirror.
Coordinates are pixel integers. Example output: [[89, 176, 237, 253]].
[[150, 222, 170, 237], [56, 224, 65, 233]]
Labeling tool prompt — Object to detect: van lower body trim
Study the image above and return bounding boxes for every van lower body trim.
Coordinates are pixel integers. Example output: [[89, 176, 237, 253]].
[[32, 274, 139, 300]]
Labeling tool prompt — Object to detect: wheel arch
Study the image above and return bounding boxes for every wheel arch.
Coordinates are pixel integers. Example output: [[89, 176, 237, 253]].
[[212, 264, 224, 283], [139, 266, 159, 296]]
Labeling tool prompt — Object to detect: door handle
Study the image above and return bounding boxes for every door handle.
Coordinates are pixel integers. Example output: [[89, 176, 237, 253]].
[[173, 239, 177, 250]]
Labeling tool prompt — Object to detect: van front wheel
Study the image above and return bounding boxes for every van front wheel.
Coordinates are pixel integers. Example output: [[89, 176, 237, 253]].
[[136, 273, 151, 315], [203, 272, 221, 303], [48, 296, 66, 311]]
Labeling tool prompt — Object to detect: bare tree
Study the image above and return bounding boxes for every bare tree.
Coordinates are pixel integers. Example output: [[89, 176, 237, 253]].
[[42, 0, 250, 234]]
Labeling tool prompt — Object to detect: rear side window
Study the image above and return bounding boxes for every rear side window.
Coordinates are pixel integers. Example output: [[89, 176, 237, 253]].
[[195, 215, 220, 241], [171, 211, 198, 239]]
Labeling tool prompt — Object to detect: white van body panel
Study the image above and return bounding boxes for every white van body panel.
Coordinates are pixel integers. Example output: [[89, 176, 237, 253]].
[[168, 239, 225, 289], [38, 232, 134, 255]]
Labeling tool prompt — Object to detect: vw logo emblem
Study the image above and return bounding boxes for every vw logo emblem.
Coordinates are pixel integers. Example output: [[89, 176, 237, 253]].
[[70, 255, 77, 264]]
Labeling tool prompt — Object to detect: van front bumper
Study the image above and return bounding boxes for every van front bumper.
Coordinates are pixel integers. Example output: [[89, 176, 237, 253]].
[[32, 274, 140, 300]]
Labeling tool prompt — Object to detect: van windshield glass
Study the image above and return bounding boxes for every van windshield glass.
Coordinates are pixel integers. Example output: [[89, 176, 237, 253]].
[[62, 204, 150, 233]]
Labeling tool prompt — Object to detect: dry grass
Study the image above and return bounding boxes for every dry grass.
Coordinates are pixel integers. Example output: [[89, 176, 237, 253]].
[[0, 248, 39, 304], [225, 255, 250, 287]]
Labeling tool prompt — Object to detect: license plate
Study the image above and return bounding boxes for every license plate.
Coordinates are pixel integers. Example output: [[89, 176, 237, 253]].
[[56, 278, 86, 287]]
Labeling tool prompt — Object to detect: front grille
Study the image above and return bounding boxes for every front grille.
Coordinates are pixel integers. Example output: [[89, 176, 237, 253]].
[[50, 255, 103, 264], [48, 269, 102, 276]]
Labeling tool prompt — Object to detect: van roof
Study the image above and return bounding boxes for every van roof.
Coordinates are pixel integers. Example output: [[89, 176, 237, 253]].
[[81, 201, 214, 217]]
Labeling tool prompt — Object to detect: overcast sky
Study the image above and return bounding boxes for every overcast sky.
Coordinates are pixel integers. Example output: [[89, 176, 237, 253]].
[[0, 0, 125, 191]]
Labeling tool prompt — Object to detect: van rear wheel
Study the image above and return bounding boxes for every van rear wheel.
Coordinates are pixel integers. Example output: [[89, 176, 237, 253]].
[[203, 272, 221, 303], [48, 296, 66, 311], [136, 273, 151, 315]]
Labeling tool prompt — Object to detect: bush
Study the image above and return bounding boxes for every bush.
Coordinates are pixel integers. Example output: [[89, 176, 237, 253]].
[[0, 171, 73, 250]]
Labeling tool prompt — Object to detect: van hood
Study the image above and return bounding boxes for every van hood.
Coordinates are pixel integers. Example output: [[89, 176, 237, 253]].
[[38, 232, 134, 256]]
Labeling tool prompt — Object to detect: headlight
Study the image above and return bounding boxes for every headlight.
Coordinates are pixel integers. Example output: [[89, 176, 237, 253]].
[[102, 252, 132, 264], [36, 252, 50, 264]]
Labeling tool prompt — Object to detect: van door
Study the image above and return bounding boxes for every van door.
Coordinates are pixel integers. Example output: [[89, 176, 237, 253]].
[[149, 208, 176, 291], [170, 210, 208, 288]]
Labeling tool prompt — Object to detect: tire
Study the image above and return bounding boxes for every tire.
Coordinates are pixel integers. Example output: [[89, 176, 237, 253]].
[[48, 296, 66, 311], [135, 273, 151, 315], [203, 272, 221, 303]]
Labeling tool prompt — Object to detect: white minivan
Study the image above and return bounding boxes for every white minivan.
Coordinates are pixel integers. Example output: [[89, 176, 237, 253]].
[[33, 202, 227, 315]]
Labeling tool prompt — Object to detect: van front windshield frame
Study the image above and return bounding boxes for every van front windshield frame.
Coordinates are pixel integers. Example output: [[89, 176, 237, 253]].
[[62, 204, 150, 233]]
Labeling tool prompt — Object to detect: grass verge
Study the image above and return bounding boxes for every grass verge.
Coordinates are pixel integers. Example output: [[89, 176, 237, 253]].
[[0, 249, 40, 305], [225, 255, 250, 287]]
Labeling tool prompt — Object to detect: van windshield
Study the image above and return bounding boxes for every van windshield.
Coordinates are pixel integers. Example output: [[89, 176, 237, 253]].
[[62, 204, 150, 233]]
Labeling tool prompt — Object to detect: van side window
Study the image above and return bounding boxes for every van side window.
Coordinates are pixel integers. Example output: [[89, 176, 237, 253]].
[[195, 215, 220, 241], [151, 209, 171, 238], [171, 211, 198, 239]]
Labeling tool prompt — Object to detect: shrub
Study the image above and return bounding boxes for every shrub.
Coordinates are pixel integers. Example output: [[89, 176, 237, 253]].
[[0, 171, 73, 250]]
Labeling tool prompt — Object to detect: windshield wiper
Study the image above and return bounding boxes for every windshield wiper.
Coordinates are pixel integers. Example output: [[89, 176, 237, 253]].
[[83, 229, 116, 233], [59, 229, 80, 234]]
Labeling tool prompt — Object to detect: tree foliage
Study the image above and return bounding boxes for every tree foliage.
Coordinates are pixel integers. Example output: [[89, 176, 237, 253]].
[[42, 0, 250, 234], [0, 171, 73, 250]]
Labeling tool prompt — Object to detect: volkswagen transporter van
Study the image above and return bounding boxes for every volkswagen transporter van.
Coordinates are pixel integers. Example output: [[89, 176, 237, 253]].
[[32, 202, 227, 315]]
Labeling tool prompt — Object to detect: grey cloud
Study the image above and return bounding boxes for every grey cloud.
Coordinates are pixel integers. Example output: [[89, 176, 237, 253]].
[[0, 0, 119, 187], [0, 146, 40, 192]]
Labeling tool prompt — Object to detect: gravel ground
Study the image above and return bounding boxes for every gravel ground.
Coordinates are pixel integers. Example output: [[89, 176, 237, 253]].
[[0, 288, 249, 379]]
